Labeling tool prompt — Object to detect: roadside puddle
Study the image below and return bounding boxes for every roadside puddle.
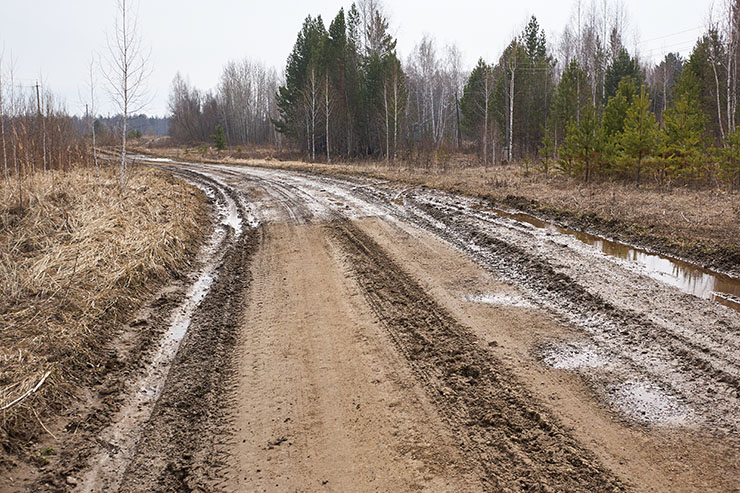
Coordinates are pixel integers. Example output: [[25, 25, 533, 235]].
[[487, 207, 740, 313], [543, 344, 692, 427]]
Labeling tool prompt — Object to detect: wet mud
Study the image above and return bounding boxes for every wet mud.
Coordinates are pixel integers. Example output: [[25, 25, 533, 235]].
[[25, 158, 740, 492]]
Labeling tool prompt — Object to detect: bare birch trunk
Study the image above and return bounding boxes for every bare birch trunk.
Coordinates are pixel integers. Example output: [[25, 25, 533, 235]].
[[0, 69, 7, 181], [311, 68, 316, 162], [483, 75, 488, 166], [384, 83, 389, 163], [728, 3, 735, 135], [509, 64, 515, 162], [325, 72, 330, 164], [712, 59, 726, 141], [393, 71, 398, 162]]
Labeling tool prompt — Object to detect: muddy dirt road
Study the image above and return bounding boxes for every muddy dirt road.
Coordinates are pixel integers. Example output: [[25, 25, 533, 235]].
[[26, 160, 740, 492]]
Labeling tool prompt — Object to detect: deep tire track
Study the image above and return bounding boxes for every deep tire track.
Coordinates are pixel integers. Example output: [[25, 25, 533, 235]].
[[115, 169, 259, 492], [404, 197, 740, 429], [329, 220, 624, 492]]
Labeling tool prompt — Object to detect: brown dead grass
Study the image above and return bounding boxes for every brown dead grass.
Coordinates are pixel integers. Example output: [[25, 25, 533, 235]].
[[145, 146, 740, 274], [0, 164, 206, 450]]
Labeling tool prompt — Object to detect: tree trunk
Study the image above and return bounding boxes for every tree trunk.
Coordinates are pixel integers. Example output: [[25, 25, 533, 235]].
[[728, 3, 735, 135], [310, 68, 316, 162], [711, 57, 726, 141], [509, 65, 515, 162], [455, 89, 462, 150], [384, 82, 390, 163], [429, 84, 435, 148], [325, 73, 330, 164], [483, 76, 489, 166], [393, 71, 398, 162], [0, 80, 7, 181]]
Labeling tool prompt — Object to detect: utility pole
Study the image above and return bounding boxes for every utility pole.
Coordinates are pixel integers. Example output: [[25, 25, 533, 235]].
[[35, 82, 47, 172]]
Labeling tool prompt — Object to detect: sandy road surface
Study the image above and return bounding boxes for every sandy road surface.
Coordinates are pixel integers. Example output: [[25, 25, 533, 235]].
[[25, 160, 740, 492]]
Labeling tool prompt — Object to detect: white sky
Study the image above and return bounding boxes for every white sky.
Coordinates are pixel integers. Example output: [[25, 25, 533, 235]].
[[0, 0, 714, 116]]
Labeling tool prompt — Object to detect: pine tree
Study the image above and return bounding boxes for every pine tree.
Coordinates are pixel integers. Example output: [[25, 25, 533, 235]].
[[275, 15, 328, 156], [618, 85, 660, 183], [603, 77, 638, 137], [559, 103, 605, 182], [661, 87, 706, 182]]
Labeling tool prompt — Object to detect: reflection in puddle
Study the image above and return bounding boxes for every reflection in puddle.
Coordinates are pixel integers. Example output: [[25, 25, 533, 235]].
[[493, 209, 740, 312]]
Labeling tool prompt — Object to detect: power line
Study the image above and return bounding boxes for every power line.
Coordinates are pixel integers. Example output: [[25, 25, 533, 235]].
[[639, 26, 704, 45], [639, 40, 698, 59]]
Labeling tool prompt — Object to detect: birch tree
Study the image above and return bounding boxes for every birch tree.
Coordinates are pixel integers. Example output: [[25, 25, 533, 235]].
[[303, 64, 319, 161], [0, 56, 7, 181], [87, 58, 100, 182], [324, 72, 333, 163], [102, 0, 150, 190]]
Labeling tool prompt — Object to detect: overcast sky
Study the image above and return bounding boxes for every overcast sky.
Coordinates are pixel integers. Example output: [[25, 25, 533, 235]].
[[0, 0, 714, 116]]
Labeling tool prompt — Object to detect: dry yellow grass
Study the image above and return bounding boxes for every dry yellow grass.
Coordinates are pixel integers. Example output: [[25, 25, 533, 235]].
[[0, 164, 206, 449]]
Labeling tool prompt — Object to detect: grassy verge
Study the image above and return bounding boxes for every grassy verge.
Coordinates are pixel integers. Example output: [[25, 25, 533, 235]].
[[142, 147, 740, 276], [0, 165, 207, 452]]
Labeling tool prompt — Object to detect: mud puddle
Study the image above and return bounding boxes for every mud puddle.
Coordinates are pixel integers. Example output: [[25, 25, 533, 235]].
[[488, 207, 740, 312], [463, 292, 534, 308], [77, 176, 241, 492]]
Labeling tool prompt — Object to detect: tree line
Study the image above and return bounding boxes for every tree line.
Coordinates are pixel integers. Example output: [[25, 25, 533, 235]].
[[166, 0, 740, 187], [168, 60, 281, 148]]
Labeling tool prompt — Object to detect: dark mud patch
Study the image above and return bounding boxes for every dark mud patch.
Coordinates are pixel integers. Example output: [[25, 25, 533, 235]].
[[116, 224, 258, 492], [10, 285, 190, 492], [329, 220, 624, 492]]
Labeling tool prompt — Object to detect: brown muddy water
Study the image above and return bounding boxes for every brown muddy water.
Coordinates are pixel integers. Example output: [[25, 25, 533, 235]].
[[496, 209, 740, 313]]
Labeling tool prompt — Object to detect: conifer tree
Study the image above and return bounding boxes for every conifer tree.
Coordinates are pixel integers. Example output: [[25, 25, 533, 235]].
[[618, 85, 660, 183], [460, 59, 494, 163], [559, 103, 605, 182], [603, 76, 638, 137], [212, 124, 226, 150], [549, 60, 589, 148], [605, 48, 642, 100], [661, 86, 706, 182]]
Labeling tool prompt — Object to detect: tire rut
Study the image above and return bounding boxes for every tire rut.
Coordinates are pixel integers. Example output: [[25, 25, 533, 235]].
[[113, 170, 259, 492], [328, 219, 625, 492], [407, 198, 740, 429]]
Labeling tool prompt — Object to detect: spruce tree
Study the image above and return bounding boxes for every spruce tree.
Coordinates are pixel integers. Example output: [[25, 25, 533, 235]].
[[212, 125, 226, 151], [605, 48, 643, 100], [549, 60, 589, 148], [460, 59, 494, 162]]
